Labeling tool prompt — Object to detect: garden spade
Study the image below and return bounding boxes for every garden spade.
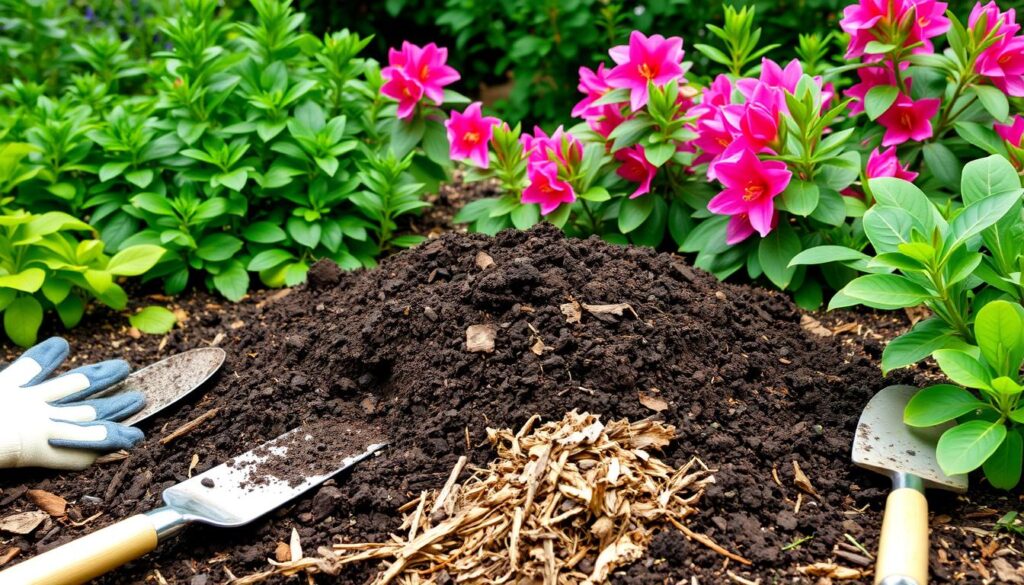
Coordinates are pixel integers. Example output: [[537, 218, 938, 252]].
[[852, 384, 968, 585], [0, 428, 386, 585], [95, 347, 226, 426]]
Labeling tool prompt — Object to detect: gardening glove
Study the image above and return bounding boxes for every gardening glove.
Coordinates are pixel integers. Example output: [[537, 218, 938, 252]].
[[0, 337, 146, 470]]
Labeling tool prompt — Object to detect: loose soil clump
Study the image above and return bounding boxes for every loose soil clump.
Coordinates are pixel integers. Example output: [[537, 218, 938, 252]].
[[0, 225, 1019, 583]]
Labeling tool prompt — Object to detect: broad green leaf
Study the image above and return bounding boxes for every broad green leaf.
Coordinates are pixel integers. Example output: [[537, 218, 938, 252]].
[[758, 222, 801, 289], [835, 274, 932, 310], [3, 295, 42, 347], [864, 85, 899, 120], [789, 245, 869, 267], [922, 143, 961, 189], [196, 234, 243, 262], [618, 195, 655, 234], [809, 187, 846, 226], [132, 193, 176, 216], [962, 155, 1023, 205], [287, 218, 322, 249], [129, 306, 177, 334], [949, 191, 1020, 249], [972, 85, 1010, 122], [0, 268, 46, 293], [933, 349, 992, 390], [862, 206, 915, 253], [247, 249, 294, 271], [125, 168, 154, 189], [882, 318, 966, 373], [779, 180, 819, 217], [390, 116, 426, 158], [99, 161, 129, 182], [937, 420, 1006, 475], [106, 245, 165, 276], [510, 204, 540, 230], [869, 178, 937, 233], [55, 294, 84, 329], [904, 384, 988, 427], [983, 428, 1022, 490], [243, 222, 287, 244], [974, 300, 1024, 376], [212, 263, 249, 302]]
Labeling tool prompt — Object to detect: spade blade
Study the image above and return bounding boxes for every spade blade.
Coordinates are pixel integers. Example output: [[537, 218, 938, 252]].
[[853, 385, 967, 493]]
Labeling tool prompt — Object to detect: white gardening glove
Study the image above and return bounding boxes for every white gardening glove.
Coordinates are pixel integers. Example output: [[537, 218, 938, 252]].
[[0, 337, 145, 470]]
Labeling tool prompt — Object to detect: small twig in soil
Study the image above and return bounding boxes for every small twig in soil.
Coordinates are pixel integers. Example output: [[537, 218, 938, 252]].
[[833, 548, 872, 567], [671, 519, 753, 566], [159, 408, 219, 445], [844, 533, 874, 559], [429, 455, 467, 517], [407, 491, 427, 541], [726, 570, 760, 585]]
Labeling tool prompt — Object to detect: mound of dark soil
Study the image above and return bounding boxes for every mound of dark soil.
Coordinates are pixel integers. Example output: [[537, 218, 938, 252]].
[[0, 225, 1015, 584]]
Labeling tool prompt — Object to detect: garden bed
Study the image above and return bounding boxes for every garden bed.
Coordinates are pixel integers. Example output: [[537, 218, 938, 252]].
[[0, 225, 1021, 584]]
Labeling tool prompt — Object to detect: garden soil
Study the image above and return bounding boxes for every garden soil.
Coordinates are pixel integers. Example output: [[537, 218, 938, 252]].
[[0, 225, 1021, 584]]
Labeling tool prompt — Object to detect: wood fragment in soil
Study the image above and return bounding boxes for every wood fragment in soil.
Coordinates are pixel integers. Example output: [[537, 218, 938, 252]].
[[0, 547, 20, 567], [25, 489, 66, 518], [0, 511, 47, 535], [792, 460, 820, 500], [239, 411, 723, 584], [465, 325, 496, 353], [796, 562, 863, 580], [159, 408, 219, 445], [638, 391, 669, 412]]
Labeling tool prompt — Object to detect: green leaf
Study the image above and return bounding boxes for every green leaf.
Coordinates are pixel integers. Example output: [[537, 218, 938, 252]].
[[882, 318, 964, 373], [983, 428, 1022, 490], [862, 206, 915, 253], [132, 193, 176, 216], [0, 268, 46, 293], [216, 169, 248, 192], [758, 222, 801, 289], [788, 245, 869, 267], [618, 196, 655, 234], [949, 191, 1020, 248], [212, 263, 249, 302], [55, 294, 84, 329], [644, 142, 675, 168], [937, 420, 1006, 475], [904, 384, 988, 427], [243, 222, 288, 244], [810, 187, 847, 226], [865, 41, 897, 54], [962, 155, 1023, 205], [869, 178, 937, 232], [578, 186, 611, 202], [3, 295, 42, 347], [47, 182, 76, 200], [247, 249, 294, 271], [125, 168, 155, 189], [834, 274, 932, 310], [864, 85, 899, 120], [287, 218, 322, 249], [974, 300, 1024, 376], [106, 245, 165, 276], [922, 143, 961, 189], [779, 180, 819, 217], [391, 116, 426, 158], [99, 161, 129, 182], [510, 204, 540, 230], [933, 349, 992, 390], [972, 85, 1010, 122], [129, 306, 177, 334], [196, 234, 243, 262]]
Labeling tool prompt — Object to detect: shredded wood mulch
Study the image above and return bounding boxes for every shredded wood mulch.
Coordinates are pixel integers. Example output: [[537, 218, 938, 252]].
[[237, 411, 725, 584]]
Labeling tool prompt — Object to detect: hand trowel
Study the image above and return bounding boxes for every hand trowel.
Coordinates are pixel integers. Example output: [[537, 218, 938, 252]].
[[0, 427, 385, 585], [852, 385, 968, 585]]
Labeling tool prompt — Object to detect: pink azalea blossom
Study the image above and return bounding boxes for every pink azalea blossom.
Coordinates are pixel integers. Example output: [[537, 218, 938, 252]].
[[381, 67, 425, 120], [606, 31, 686, 111], [866, 146, 919, 181], [708, 146, 792, 241], [971, 3, 1024, 97], [522, 162, 575, 215], [876, 94, 940, 146], [381, 42, 460, 120], [691, 74, 733, 120], [996, 115, 1024, 146], [841, 0, 950, 59], [615, 146, 657, 199], [445, 102, 500, 169], [571, 65, 629, 137], [521, 126, 582, 167]]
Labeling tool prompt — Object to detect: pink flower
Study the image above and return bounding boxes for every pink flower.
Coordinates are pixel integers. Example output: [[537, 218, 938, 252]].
[[971, 3, 1024, 97], [845, 65, 901, 115], [381, 42, 460, 120], [445, 102, 500, 169], [708, 146, 792, 241], [521, 126, 582, 167], [522, 162, 575, 215], [381, 67, 424, 120], [615, 146, 657, 198], [607, 31, 686, 111], [572, 64, 613, 119], [876, 94, 940, 146], [724, 210, 780, 244], [996, 115, 1024, 147], [841, 0, 950, 59], [866, 146, 918, 181], [691, 74, 733, 120]]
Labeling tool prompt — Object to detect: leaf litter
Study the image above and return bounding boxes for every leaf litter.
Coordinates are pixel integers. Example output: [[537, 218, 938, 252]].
[[236, 411, 729, 584]]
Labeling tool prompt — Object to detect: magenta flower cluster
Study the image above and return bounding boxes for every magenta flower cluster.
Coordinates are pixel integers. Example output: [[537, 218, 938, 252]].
[[375, 0, 1024, 246]]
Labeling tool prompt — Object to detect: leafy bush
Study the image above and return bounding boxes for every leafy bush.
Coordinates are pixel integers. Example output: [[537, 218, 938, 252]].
[[1, 0, 462, 304]]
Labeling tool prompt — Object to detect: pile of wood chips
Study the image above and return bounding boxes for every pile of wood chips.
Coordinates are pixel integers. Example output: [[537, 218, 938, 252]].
[[238, 411, 725, 584]]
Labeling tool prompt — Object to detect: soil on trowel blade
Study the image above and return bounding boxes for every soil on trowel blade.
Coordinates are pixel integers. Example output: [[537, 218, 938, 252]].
[[0, 225, 1018, 584]]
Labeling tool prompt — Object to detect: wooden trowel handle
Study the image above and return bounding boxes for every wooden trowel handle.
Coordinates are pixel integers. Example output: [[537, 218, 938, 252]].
[[875, 487, 929, 585], [0, 514, 158, 585]]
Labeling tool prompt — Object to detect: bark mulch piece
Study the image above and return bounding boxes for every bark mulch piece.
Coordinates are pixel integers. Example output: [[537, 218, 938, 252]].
[[0, 224, 1021, 584]]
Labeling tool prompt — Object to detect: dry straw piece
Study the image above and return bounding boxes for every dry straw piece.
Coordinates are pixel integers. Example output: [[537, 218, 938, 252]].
[[238, 410, 733, 584]]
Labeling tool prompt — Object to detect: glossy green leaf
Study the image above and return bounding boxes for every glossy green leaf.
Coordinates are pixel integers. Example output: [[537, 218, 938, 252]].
[[937, 420, 1006, 475], [4, 295, 42, 347], [933, 349, 992, 390], [904, 384, 988, 427], [129, 306, 177, 334], [983, 428, 1022, 490]]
